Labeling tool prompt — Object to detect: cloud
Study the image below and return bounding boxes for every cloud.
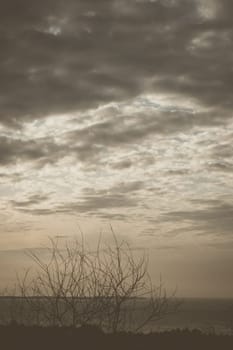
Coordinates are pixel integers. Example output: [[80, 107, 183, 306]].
[[0, 104, 209, 169], [207, 161, 233, 173], [0, 136, 63, 167], [0, 172, 24, 183], [0, 0, 232, 239], [163, 201, 233, 237], [11, 181, 144, 219], [0, 0, 232, 180], [1, 0, 233, 298], [10, 194, 49, 208], [210, 141, 233, 159], [111, 159, 133, 169], [207, 241, 233, 250], [16, 208, 55, 216], [0, 0, 233, 129], [56, 183, 141, 214]]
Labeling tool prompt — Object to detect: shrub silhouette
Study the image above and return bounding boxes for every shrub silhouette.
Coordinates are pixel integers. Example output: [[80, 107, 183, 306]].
[[15, 230, 178, 332]]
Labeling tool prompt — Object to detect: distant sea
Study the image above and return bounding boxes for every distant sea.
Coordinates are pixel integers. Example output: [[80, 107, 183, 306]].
[[0, 297, 232, 334], [153, 298, 233, 334]]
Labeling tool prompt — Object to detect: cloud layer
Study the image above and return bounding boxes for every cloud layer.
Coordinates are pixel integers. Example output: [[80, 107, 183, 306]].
[[1, 0, 233, 127], [0, 1, 233, 297]]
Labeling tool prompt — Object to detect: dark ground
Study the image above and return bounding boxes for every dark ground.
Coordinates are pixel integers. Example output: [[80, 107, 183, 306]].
[[0, 324, 233, 350]]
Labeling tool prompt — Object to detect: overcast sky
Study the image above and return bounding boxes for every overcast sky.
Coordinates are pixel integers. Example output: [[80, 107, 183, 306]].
[[0, 0, 233, 297]]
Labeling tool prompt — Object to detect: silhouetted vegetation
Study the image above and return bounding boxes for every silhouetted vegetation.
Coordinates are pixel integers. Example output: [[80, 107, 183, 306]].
[[0, 324, 233, 350], [1, 234, 233, 349], [11, 232, 178, 332]]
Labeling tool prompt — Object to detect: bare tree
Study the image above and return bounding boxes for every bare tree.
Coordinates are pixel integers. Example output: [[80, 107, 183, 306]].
[[95, 231, 178, 332], [18, 238, 96, 327], [15, 231, 178, 332]]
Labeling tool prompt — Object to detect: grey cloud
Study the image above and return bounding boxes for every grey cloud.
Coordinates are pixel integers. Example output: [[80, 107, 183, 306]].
[[0, 136, 64, 166], [166, 169, 190, 176], [1, 224, 33, 233], [153, 244, 181, 250], [17, 208, 55, 216], [163, 201, 233, 237], [19, 195, 137, 217], [0, 0, 233, 128], [15, 181, 143, 217], [111, 159, 132, 169], [0, 217, 40, 233], [0, 172, 24, 183], [207, 161, 233, 173], [57, 181, 143, 216], [105, 181, 144, 194], [210, 142, 233, 159], [65, 109, 208, 157], [90, 212, 129, 222], [205, 136, 233, 173], [207, 241, 233, 250], [54, 235, 71, 239], [57, 194, 138, 213], [0, 117, 160, 168], [10, 194, 49, 208]]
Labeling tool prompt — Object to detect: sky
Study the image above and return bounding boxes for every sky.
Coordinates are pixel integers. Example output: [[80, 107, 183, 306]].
[[0, 0, 233, 298]]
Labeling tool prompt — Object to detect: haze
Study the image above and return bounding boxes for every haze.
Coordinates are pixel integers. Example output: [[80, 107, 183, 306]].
[[0, 0, 233, 298]]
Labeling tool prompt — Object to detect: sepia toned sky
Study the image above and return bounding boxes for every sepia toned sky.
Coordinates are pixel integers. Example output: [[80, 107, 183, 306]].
[[0, 0, 233, 297]]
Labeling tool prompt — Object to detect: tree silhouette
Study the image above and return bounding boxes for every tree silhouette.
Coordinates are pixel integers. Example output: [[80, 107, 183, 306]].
[[15, 231, 178, 332]]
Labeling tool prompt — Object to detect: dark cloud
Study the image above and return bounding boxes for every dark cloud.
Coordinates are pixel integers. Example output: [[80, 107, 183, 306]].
[[166, 169, 190, 176], [0, 105, 232, 170], [0, 172, 24, 183], [210, 142, 233, 159], [207, 161, 233, 173], [163, 201, 233, 237], [91, 212, 129, 221], [65, 109, 221, 161], [1, 0, 233, 298], [111, 159, 132, 169], [106, 180, 144, 193], [0, 0, 232, 172], [0, 173, 17, 186], [13, 181, 143, 217], [10, 194, 49, 208], [57, 193, 138, 214], [16, 208, 55, 216], [0, 136, 63, 166], [206, 137, 233, 173], [0, 0, 233, 128]]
